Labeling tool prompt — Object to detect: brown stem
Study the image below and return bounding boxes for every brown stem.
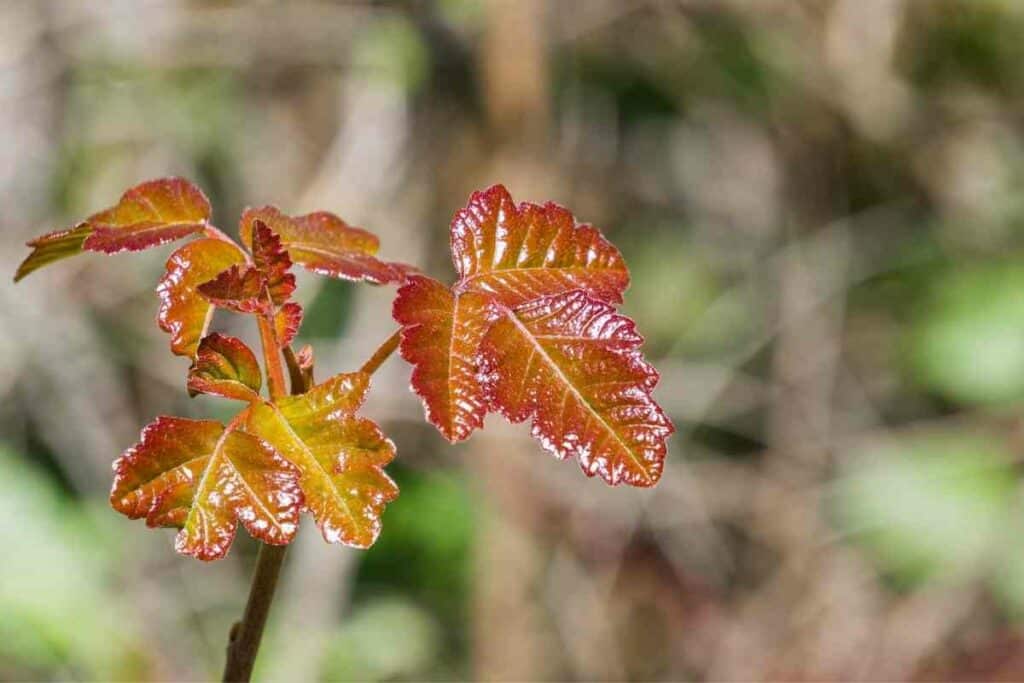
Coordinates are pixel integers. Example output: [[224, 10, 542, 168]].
[[223, 336, 309, 681], [360, 328, 401, 376]]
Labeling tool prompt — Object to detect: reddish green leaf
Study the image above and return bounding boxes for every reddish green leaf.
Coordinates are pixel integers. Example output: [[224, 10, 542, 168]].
[[451, 184, 629, 306], [197, 265, 265, 313], [157, 238, 248, 357], [110, 415, 302, 561], [187, 334, 262, 402], [15, 177, 211, 281], [250, 220, 296, 305], [13, 224, 91, 282], [393, 275, 500, 442], [82, 177, 211, 253], [274, 302, 303, 348], [479, 290, 672, 486], [245, 372, 398, 548], [240, 206, 409, 284]]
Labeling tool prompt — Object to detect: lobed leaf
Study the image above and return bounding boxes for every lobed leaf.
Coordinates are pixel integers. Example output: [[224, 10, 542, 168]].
[[196, 265, 265, 313], [187, 334, 262, 402], [15, 177, 211, 281], [157, 238, 248, 357], [245, 372, 398, 548], [240, 206, 410, 285], [451, 184, 629, 306], [478, 290, 673, 486], [110, 415, 302, 561], [393, 275, 500, 442]]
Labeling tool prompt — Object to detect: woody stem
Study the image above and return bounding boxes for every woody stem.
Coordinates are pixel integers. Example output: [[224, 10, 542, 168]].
[[222, 334, 306, 682]]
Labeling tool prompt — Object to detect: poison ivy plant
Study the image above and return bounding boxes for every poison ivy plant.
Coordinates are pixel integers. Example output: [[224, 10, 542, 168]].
[[14, 177, 674, 680]]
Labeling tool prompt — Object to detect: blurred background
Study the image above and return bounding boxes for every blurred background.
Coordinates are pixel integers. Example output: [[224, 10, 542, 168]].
[[9, 0, 1024, 680]]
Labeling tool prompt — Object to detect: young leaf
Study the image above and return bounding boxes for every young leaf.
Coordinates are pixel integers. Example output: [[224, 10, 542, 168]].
[[157, 238, 248, 357], [250, 220, 296, 305], [274, 302, 303, 348], [295, 344, 315, 386], [478, 290, 673, 486], [245, 372, 398, 548], [240, 206, 409, 285], [197, 265, 266, 313], [15, 177, 211, 281], [187, 334, 262, 402], [393, 275, 500, 442], [451, 184, 629, 306], [110, 416, 302, 561]]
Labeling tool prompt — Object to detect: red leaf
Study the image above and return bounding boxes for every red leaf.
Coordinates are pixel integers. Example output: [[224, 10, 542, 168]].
[[15, 177, 211, 281], [274, 302, 303, 348], [157, 238, 248, 357], [83, 177, 211, 253], [245, 372, 398, 548], [110, 415, 302, 561], [451, 184, 629, 305], [479, 290, 672, 486], [240, 206, 409, 284], [187, 334, 262, 402], [197, 265, 266, 314], [393, 275, 500, 442], [250, 220, 296, 305]]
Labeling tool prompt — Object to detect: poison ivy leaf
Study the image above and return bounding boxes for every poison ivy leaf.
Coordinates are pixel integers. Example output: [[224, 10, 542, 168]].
[[15, 177, 212, 281], [110, 415, 302, 561], [187, 333, 262, 402], [479, 290, 672, 486], [240, 206, 410, 284], [157, 237, 248, 357], [393, 275, 500, 441], [197, 264, 265, 313], [274, 302, 303, 348], [246, 372, 398, 547], [451, 184, 629, 306], [250, 219, 296, 305]]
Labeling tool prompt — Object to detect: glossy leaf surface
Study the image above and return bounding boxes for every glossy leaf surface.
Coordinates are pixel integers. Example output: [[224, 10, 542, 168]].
[[246, 372, 398, 547], [187, 334, 262, 402], [196, 265, 265, 313], [451, 184, 629, 306], [110, 416, 302, 561], [157, 238, 248, 357], [250, 220, 296, 305], [393, 275, 499, 442], [240, 206, 408, 284], [479, 290, 672, 486], [15, 177, 211, 281]]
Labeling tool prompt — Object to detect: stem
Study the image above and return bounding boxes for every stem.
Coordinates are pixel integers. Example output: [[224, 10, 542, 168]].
[[360, 328, 402, 376], [223, 331, 307, 681]]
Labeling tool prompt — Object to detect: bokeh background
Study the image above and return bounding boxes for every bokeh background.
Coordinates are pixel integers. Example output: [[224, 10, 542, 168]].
[[8, 0, 1024, 680]]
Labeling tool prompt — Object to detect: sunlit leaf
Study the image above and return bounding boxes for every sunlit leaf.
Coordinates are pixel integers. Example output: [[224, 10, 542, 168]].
[[110, 415, 303, 561], [15, 177, 212, 281], [246, 372, 398, 547], [187, 333, 262, 402], [250, 219, 296, 305], [393, 275, 500, 441], [274, 302, 303, 348], [479, 290, 672, 486], [451, 184, 629, 306], [240, 206, 410, 284], [157, 238, 248, 357], [197, 264, 265, 313]]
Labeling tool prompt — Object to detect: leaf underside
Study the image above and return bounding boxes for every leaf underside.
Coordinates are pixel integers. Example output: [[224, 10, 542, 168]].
[[110, 416, 302, 561], [245, 372, 398, 548]]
